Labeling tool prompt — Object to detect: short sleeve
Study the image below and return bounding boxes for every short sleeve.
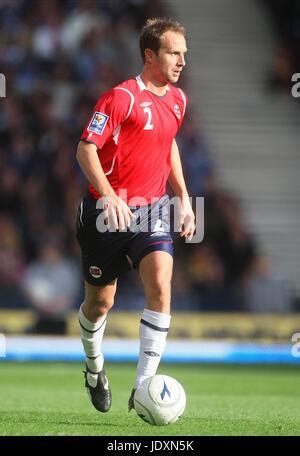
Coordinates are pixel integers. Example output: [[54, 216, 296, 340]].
[[80, 88, 133, 149]]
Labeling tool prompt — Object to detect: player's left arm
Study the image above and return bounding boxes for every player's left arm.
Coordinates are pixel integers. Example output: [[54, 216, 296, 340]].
[[168, 138, 195, 241]]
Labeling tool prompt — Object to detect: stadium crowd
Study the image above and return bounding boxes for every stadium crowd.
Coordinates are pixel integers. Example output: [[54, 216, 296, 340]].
[[0, 1, 292, 332], [261, 0, 300, 94]]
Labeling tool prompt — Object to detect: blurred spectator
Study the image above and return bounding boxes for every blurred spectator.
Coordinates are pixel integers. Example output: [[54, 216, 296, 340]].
[[0, 214, 27, 308], [204, 175, 257, 287], [261, 0, 300, 94], [266, 44, 296, 94], [184, 174, 258, 311], [61, 0, 109, 55], [22, 240, 81, 334], [177, 113, 214, 197], [0, 214, 25, 287]]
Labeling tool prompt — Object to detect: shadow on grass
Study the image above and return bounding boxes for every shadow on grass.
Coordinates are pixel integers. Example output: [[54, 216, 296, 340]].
[[0, 411, 136, 430]]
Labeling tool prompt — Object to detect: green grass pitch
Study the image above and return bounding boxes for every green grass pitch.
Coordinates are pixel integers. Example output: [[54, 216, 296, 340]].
[[0, 362, 299, 436]]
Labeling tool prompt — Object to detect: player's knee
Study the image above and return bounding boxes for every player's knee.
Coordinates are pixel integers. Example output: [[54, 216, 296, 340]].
[[146, 277, 171, 301], [86, 296, 114, 317]]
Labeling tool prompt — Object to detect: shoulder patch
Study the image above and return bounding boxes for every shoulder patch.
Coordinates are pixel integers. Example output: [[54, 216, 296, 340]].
[[174, 104, 181, 119], [87, 112, 109, 135]]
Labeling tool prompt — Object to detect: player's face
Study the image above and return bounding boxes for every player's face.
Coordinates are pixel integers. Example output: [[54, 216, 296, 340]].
[[153, 31, 187, 84]]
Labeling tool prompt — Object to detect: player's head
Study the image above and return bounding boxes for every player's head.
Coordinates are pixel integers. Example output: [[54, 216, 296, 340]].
[[139, 18, 187, 84]]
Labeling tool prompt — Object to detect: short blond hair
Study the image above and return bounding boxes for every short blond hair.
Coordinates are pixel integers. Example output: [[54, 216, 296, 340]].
[[139, 17, 186, 63]]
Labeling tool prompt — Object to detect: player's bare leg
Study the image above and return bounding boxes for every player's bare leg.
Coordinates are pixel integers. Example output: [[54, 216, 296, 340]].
[[129, 251, 173, 411], [79, 279, 117, 412]]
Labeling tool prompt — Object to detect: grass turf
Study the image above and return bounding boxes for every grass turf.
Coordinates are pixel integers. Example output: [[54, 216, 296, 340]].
[[0, 362, 299, 436]]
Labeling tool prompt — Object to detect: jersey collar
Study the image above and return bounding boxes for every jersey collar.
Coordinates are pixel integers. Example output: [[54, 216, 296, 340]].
[[136, 74, 170, 93]]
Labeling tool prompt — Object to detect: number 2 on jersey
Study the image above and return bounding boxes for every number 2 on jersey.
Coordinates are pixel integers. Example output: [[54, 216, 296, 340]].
[[143, 107, 153, 130]]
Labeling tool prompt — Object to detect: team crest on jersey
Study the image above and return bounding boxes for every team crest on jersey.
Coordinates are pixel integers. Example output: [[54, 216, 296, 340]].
[[88, 112, 109, 135], [174, 104, 181, 119]]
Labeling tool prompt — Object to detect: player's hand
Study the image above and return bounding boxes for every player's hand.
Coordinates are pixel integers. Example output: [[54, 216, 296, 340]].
[[101, 194, 134, 231], [179, 197, 195, 241]]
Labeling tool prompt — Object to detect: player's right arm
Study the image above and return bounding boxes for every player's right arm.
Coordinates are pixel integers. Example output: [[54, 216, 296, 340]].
[[76, 140, 114, 199], [76, 141, 133, 230], [77, 89, 134, 230]]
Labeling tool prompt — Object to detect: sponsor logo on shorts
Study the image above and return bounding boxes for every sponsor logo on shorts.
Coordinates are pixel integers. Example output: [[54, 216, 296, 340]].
[[87, 112, 109, 135], [89, 266, 102, 278], [150, 231, 167, 237]]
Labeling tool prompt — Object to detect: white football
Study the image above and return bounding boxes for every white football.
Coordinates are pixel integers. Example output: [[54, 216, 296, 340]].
[[133, 375, 186, 426]]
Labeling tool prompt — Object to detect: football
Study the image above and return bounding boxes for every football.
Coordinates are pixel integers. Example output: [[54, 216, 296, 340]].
[[133, 375, 186, 426]]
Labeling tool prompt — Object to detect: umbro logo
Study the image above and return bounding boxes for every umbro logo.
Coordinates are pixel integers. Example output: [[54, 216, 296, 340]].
[[139, 102, 152, 108], [144, 351, 160, 357]]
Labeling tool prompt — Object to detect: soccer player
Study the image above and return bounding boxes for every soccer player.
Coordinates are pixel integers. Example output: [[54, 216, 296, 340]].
[[76, 17, 195, 413]]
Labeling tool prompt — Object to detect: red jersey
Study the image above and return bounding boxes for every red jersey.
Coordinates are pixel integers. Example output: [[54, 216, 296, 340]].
[[81, 75, 187, 205]]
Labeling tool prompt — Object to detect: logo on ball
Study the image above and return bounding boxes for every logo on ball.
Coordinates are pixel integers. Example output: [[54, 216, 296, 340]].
[[133, 375, 186, 426]]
